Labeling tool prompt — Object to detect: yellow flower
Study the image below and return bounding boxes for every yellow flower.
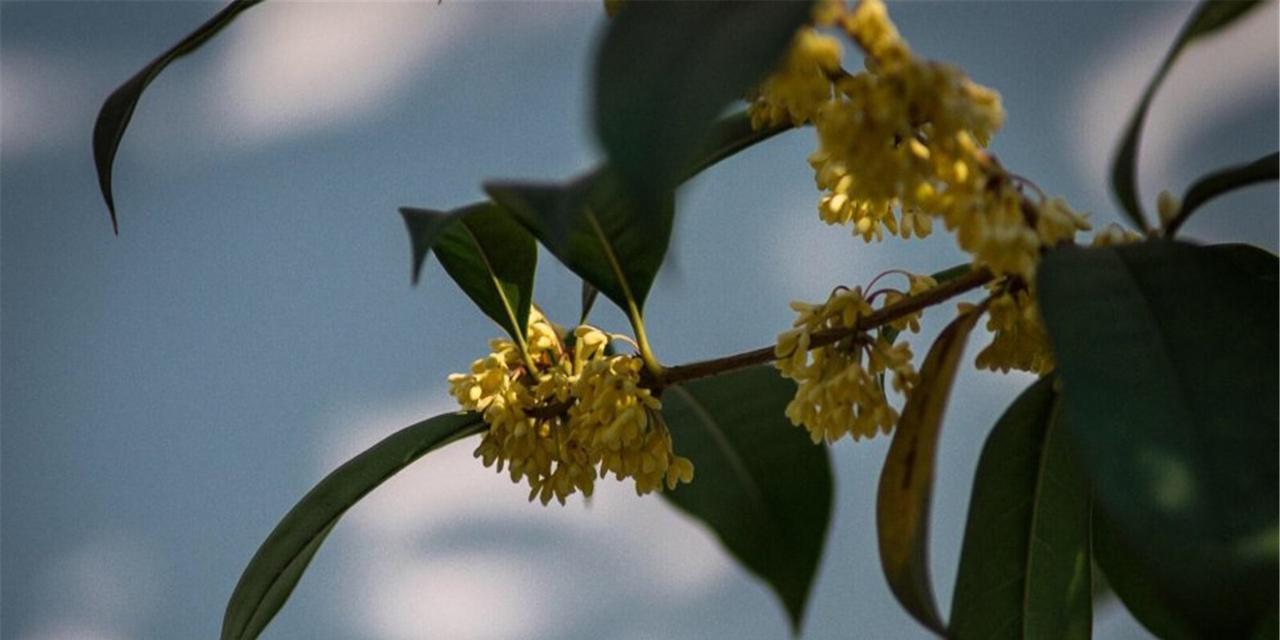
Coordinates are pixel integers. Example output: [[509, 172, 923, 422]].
[[775, 282, 922, 443], [1091, 222, 1144, 247], [755, 0, 1093, 283], [569, 342, 693, 496], [972, 285, 1054, 375], [450, 312, 691, 505], [748, 28, 844, 129]]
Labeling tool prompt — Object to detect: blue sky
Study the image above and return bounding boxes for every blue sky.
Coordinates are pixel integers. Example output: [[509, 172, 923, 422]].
[[2, 2, 1277, 639]]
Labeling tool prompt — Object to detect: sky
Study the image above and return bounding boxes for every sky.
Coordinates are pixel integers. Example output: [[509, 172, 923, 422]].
[[2, 1, 1277, 639]]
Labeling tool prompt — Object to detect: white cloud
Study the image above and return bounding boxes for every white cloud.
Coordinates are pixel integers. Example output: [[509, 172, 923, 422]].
[[206, 1, 483, 147], [19, 532, 163, 640], [1069, 3, 1278, 211], [317, 396, 736, 638]]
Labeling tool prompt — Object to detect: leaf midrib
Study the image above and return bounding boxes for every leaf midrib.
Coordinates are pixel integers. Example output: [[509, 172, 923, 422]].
[[668, 384, 782, 541], [460, 222, 526, 347]]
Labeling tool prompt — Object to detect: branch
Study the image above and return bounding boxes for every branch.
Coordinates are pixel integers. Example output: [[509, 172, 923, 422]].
[[653, 265, 994, 388]]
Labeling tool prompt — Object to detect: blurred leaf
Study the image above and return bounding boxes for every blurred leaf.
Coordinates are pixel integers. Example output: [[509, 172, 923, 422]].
[[580, 281, 599, 325], [1093, 507, 1198, 640], [486, 168, 672, 315], [682, 110, 793, 183], [1110, 0, 1262, 231], [950, 376, 1093, 640], [1167, 151, 1279, 236], [594, 1, 812, 204], [222, 412, 486, 640], [93, 0, 262, 233], [1037, 240, 1279, 636], [400, 203, 537, 344], [877, 307, 983, 635], [485, 109, 789, 318], [661, 365, 833, 633]]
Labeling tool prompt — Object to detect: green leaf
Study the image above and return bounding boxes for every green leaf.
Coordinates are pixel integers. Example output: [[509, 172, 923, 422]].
[[682, 110, 794, 183], [1037, 240, 1279, 636], [660, 365, 833, 633], [1110, 0, 1263, 231], [1166, 151, 1279, 236], [950, 376, 1093, 640], [93, 0, 262, 233], [579, 281, 599, 325], [486, 168, 672, 315], [400, 203, 537, 344], [482, 109, 790, 320], [1093, 507, 1198, 640], [221, 412, 486, 640], [877, 307, 984, 636], [594, 1, 812, 203]]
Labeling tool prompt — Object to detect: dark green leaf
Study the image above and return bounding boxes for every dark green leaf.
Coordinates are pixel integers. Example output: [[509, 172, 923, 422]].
[[950, 376, 1093, 640], [1037, 240, 1279, 636], [1093, 507, 1198, 640], [94, 0, 262, 233], [400, 203, 536, 344], [681, 110, 793, 183], [580, 281, 599, 325], [1110, 0, 1263, 231], [1167, 151, 1279, 236], [222, 412, 486, 640], [877, 307, 984, 636], [660, 365, 833, 633], [483, 109, 790, 318], [594, 1, 812, 203], [486, 168, 672, 315]]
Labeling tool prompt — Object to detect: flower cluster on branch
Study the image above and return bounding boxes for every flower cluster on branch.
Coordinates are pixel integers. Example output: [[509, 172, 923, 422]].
[[449, 309, 692, 505]]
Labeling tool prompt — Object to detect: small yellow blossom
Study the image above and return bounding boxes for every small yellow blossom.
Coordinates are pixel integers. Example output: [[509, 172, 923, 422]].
[[449, 310, 691, 505], [971, 285, 1054, 375], [775, 281, 924, 443], [748, 28, 844, 129], [569, 330, 693, 496], [1091, 222, 1145, 247], [753, 0, 1092, 283]]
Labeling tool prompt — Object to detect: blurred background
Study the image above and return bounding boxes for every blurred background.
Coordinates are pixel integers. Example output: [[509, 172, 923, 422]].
[[2, 1, 1276, 638]]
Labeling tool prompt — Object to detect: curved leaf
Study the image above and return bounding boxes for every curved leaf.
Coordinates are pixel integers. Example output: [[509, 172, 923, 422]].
[[400, 203, 536, 344], [660, 365, 833, 633], [94, 0, 262, 232], [1037, 240, 1279, 636], [681, 110, 793, 184], [950, 376, 1093, 640], [877, 307, 983, 636], [579, 281, 599, 325], [594, 1, 812, 204], [1110, 0, 1263, 231], [483, 109, 789, 318], [221, 412, 486, 640], [486, 168, 672, 315], [1166, 151, 1279, 236]]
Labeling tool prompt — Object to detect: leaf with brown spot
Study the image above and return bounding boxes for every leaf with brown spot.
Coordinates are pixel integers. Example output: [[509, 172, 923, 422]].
[[876, 307, 983, 636]]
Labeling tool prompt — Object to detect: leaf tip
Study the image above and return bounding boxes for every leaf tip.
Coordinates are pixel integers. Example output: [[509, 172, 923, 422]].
[[398, 207, 430, 285]]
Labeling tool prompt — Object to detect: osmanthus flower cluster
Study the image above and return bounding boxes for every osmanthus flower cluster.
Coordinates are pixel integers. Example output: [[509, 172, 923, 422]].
[[752, 0, 1100, 390], [776, 273, 933, 442], [448, 308, 692, 505]]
